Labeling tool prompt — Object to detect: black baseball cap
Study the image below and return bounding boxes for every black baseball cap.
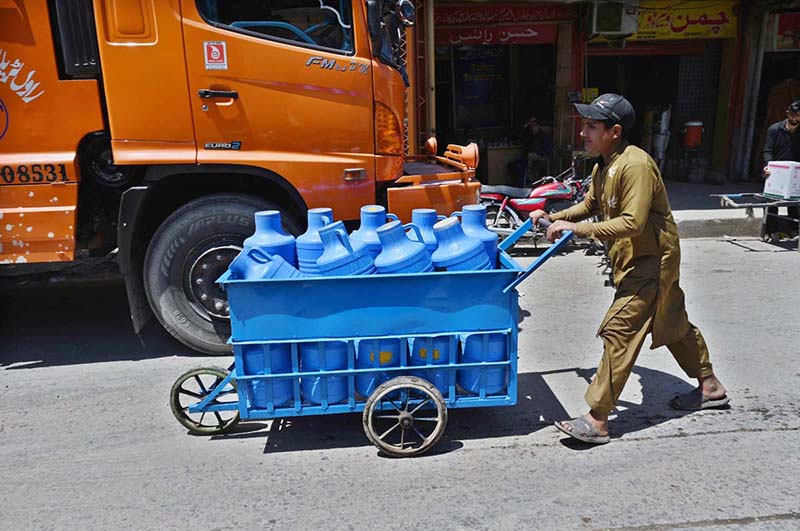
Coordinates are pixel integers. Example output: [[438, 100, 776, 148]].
[[575, 93, 636, 132]]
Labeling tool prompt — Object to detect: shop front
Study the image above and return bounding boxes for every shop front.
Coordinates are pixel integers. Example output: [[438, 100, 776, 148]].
[[743, 9, 800, 180], [586, 0, 740, 183], [425, 3, 581, 186]]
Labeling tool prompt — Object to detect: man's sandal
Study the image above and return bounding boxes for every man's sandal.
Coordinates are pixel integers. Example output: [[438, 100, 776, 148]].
[[554, 416, 610, 444], [670, 389, 730, 411]]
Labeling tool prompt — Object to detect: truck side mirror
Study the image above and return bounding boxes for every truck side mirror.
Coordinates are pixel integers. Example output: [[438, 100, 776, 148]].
[[396, 0, 415, 27], [366, 0, 382, 41]]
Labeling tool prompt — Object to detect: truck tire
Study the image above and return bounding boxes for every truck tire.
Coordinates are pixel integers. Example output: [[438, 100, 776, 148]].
[[143, 194, 301, 354]]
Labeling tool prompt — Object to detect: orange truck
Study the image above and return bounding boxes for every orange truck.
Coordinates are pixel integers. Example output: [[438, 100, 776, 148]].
[[0, 0, 479, 353]]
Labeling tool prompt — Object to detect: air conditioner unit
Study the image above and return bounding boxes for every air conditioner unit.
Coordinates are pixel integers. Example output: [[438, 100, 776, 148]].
[[591, 1, 639, 37]]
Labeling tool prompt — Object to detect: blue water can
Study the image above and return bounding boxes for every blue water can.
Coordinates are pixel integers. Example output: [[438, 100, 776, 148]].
[[374, 221, 433, 274], [300, 341, 348, 404], [452, 205, 499, 268], [457, 333, 509, 395], [349, 205, 399, 259], [297, 207, 333, 274], [316, 220, 376, 276], [409, 209, 446, 255], [431, 217, 491, 271], [243, 210, 297, 267], [355, 338, 404, 398], [228, 248, 308, 281], [240, 343, 294, 408], [409, 335, 454, 394]]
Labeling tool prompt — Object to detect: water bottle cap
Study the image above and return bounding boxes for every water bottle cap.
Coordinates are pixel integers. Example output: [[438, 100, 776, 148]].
[[433, 217, 459, 230], [376, 219, 401, 234]]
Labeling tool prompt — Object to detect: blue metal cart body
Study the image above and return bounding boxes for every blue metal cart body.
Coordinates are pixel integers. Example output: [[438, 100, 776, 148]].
[[175, 220, 571, 455]]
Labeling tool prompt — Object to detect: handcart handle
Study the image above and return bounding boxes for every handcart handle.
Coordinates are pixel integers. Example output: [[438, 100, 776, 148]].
[[502, 227, 573, 294], [498, 217, 552, 252]]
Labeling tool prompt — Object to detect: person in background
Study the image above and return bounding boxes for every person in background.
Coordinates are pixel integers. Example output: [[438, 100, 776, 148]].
[[530, 93, 728, 445], [762, 99, 800, 240], [510, 117, 553, 187]]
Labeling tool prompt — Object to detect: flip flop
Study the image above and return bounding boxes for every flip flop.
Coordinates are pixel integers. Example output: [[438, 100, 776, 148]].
[[669, 388, 730, 411], [554, 416, 610, 445]]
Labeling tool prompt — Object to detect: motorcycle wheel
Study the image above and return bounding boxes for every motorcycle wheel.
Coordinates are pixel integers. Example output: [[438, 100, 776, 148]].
[[485, 205, 517, 234]]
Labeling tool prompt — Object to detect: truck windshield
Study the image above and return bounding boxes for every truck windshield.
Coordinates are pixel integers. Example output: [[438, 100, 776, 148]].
[[198, 0, 354, 53]]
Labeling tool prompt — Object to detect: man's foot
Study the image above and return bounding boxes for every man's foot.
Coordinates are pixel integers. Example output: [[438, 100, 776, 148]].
[[671, 375, 729, 411], [700, 374, 727, 401], [554, 412, 610, 444]]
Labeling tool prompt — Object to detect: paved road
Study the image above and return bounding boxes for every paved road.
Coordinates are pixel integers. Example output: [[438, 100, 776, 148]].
[[1, 238, 799, 530]]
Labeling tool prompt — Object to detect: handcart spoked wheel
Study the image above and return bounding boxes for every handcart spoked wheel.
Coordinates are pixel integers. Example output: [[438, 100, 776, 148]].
[[362, 376, 448, 457], [170, 366, 240, 435]]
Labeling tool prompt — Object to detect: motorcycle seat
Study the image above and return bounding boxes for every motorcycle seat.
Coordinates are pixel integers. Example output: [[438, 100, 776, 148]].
[[480, 185, 531, 199]]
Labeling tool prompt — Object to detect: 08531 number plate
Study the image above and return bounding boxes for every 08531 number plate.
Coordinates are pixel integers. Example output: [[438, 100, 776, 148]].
[[0, 163, 70, 185]]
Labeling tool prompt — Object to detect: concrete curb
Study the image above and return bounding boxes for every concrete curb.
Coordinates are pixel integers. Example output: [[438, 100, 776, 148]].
[[674, 209, 762, 239]]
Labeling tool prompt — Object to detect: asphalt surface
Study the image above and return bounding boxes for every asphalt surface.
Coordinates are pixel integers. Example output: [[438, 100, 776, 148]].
[[1, 238, 799, 530]]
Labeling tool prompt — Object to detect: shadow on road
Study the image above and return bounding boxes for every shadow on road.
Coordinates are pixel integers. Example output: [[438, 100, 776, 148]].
[[0, 278, 200, 368], [206, 365, 695, 455]]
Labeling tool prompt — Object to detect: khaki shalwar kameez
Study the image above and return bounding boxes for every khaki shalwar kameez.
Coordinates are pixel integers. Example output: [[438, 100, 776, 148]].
[[550, 143, 713, 414]]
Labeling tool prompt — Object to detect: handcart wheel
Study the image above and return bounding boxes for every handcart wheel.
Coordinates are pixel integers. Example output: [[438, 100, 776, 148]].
[[170, 366, 240, 435], [362, 376, 447, 457]]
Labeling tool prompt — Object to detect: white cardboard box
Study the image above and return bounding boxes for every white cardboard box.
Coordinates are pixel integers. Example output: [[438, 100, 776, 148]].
[[764, 161, 800, 199]]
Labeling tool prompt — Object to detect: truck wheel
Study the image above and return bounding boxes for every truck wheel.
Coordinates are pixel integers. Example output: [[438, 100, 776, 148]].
[[143, 194, 301, 354]]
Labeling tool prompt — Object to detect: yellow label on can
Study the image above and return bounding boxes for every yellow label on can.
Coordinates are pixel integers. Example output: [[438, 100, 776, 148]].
[[369, 351, 394, 365], [417, 348, 441, 361]]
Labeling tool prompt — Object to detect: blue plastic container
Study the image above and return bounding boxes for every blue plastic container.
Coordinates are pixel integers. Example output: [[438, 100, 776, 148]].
[[452, 205, 499, 268], [228, 248, 308, 281], [296, 207, 333, 274], [317, 220, 376, 276], [374, 221, 433, 274], [409, 335, 454, 394], [243, 210, 297, 267], [457, 333, 509, 395], [409, 209, 446, 254], [349, 205, 399, 259], [300, 341, 348, 404], [355, 338, 404, 398], [431, 217, 491, 271], [240, 343, 293, 408]]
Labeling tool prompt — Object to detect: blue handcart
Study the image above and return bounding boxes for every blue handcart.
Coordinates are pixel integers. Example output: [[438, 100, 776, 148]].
[[169, 221, 572, 456]]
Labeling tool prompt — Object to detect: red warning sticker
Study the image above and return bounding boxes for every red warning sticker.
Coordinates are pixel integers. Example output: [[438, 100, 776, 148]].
[[204, 41, 228, 70]]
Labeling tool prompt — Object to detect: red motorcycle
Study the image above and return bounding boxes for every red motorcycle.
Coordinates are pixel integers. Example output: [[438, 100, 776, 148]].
[[480, 165, 591, 237]]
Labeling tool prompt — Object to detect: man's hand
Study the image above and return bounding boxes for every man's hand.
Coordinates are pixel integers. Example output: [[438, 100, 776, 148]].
[[546, 220, 577, 242], [529, 210, 550, 228], [763, 166, 771, 180]]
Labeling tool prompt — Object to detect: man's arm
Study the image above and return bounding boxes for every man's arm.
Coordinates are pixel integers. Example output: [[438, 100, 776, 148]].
[[549, 176, 599, 223], [571, 163, 654, 240], [763, 125, 777, 164]]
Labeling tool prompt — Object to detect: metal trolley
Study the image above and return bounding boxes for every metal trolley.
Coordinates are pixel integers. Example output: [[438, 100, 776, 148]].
[[712, 193, 800, 251], [169, 221, 572, 457]]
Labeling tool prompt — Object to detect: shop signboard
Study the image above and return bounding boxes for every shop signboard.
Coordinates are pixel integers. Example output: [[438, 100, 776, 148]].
[[774, 12, 800, 50], [452, 46, 510, 130], [434, 4, 574, 25], [435, 24, 558, 46], [628, 0, 738, 41]]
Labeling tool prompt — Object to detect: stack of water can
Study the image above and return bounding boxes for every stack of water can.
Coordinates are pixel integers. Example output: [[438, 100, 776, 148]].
[[227, 204, 499, 281], [227, 204, 509, 408]]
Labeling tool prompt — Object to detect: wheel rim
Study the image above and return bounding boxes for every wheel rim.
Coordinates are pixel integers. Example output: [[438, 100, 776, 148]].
[[485, 206, 514, 231], [365, 378, 446, 457], [170, 367, 240, 435], [186, 244, 241, 319]]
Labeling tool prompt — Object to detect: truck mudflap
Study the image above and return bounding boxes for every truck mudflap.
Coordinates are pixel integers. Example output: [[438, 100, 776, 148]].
[[387, 143, 481, 221]]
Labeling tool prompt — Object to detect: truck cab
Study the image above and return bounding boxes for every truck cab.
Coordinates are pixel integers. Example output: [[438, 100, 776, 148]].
[[0, 0, 479, 353]]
